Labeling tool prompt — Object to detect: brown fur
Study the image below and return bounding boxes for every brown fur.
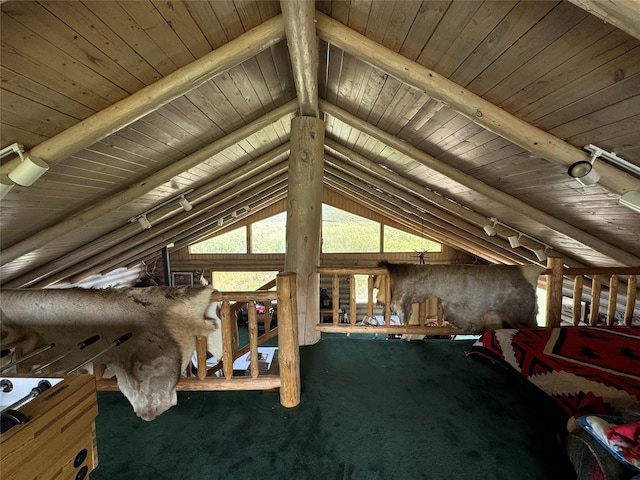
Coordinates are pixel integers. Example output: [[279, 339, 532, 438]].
[[0, 286, 221, 421], [376, 261, 543, 333]]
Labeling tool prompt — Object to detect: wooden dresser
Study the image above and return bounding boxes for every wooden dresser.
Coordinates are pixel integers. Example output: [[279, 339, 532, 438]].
[[0, 374, 98, 480]]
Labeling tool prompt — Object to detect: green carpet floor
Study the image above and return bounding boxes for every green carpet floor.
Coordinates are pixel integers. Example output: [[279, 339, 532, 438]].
[[91, 335, 576, 480]]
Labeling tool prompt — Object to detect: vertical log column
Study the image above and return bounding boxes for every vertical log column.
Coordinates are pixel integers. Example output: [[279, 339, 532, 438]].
[[285, 116, 324, 345], [278, 272, 300, 407], [546, 257, 564, 327]]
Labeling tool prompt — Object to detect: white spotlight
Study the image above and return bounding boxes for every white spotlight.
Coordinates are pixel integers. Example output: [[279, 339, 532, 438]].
[[178, 196, 192, 212], [508, 234, 521, 248], [534, 247, 548, 262], [619, 190, 640, 213], [568, 160, 599, 186], [217, 218, 224, 227], [483, 218, 498, 237], [7, 153, 49, 186], [137, 215, 152, 230]]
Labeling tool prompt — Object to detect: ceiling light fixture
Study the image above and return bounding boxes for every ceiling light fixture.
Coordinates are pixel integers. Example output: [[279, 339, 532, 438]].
[[619, 191, 640, 214], [584, 144, 640, 176], [137, 215, 152, 230], [7, 153, 49, 187], [0, 143, 50, 200], [129, 189, 195, 229], [483, 217, 498, 237], [178, 196, 192, 212], [534, 246, 548, 262], [486, 218, 552, 263], [568, 155, 600, 186], [508, 234, 522, 248]]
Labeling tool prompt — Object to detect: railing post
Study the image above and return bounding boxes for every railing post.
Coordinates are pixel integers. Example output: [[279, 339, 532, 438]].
[[590, 275, 602, 326], [625, 275, 637, 326], [349, 274, 357, 325], [221, 301, 234, 380], [195, 335, 208, 381], [545, 257, 564, 327], [572, 276, 584, 325], [278, 272, 300, 408], [607, 275, 618, 326]]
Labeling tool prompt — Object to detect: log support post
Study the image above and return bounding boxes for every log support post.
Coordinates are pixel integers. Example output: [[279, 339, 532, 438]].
[[546, 257, 564, 327], [278, 272, 300, 408], [285, 116, 324, 345]]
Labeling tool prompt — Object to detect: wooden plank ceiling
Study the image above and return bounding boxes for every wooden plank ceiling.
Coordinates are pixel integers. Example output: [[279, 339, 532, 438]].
[[0, 0, 639, 288]]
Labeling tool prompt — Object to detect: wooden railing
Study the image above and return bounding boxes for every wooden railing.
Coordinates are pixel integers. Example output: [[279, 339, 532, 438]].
[[545, 257, 639, 327], [317, 263, 639, 336], [97, 272, 300, 408]]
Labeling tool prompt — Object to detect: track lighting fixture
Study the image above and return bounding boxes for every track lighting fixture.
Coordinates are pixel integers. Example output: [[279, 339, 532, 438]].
[[128, 189, 195, 229], [483, 218, 498, 237], [137, 215, 152, 230], [534, 246, 548, 262], [0, 143, 49, 200], [217, 218, 224, 227], [568, 159, 600, 186], [484, 218, 551, 262], [178, 196, 192, 212], [508, 234, 522, 248]]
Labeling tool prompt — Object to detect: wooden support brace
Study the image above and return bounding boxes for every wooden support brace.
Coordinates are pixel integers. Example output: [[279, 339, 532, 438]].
[[590, 275, 602, 326], [624, 276, 637, 326], [572, 276, 584, 326], [607, 275, 618, 326]]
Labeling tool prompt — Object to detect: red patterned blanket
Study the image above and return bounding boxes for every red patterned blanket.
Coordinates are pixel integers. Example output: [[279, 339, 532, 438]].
[[467, 326, 640, 419]]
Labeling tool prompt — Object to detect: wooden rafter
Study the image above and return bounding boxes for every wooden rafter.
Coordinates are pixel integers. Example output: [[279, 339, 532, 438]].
[[315, 11, 640, 197]]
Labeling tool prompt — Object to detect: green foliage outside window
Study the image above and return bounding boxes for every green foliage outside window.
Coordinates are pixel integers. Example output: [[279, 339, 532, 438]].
[[190, 226, 247, 254], [251, 213, 286, 253], [189, 205, 440, 254]]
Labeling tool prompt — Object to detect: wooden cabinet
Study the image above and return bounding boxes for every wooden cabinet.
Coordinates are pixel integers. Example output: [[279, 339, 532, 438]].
[[0, 375, 98, 480]]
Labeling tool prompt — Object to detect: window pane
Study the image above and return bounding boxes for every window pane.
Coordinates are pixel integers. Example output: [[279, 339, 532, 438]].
[[211, 271, 278, 291], [383, 225, 441, 252], [190, 227, 247, 254], [251, 213, 286, 253], [322, 205, 379, 253]]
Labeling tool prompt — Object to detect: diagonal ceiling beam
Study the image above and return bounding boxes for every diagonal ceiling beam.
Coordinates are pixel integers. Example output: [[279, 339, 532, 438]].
[[0, 14, 286, 176], [321, 100, 640, 266], [280, 0, 319, 117], [568, 0, 640, 41], [3, 143, 291, 288], [325, 139, 547, 258], [49, 178, 286, 288], [323, 167, 515, 265], [315, 11, 640, 197], [1, 100, 298, 265]]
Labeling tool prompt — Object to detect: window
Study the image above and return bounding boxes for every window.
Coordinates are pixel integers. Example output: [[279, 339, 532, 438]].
[[211, 271, 278, 291], [251, 213, 286, 253], [383, 225, 441, 253], [189, 205, 441, 255], [190, 226, 247, 254], [322, 205, 379, 253]]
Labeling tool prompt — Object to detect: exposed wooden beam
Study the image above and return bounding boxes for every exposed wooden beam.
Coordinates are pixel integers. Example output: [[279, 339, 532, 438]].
[[0, 14, 286, 176], [315, 11, 640, 197], [323, 167, 515, 265], [320, 100, 640, 266], [569, 0, 640, 41], [4, 144, 291, 288], [280, 0, 319, 117], [64, 180, 289, 286], [1, 101, 298, 266], [325, 139, 548, 260]]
